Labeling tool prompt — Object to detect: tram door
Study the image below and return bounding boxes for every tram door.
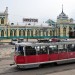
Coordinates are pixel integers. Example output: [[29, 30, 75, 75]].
[[36, 46, 49, 62], [48, 45, 59, 61], [25, 46, 37, 63], [67, 44, 75, 58], [58, 44, 68, 60]]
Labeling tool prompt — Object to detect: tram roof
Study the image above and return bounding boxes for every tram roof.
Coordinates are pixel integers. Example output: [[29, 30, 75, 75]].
[[15, 41, 75, 46]]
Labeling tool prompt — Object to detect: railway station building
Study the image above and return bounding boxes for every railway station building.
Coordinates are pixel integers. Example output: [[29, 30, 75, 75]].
[[0, 7, 75, 42]]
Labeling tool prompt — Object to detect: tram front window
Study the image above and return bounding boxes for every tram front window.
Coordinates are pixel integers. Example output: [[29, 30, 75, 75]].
[[15, 46, 24, 56]]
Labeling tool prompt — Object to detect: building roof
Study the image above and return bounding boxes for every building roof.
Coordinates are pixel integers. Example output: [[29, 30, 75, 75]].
[[10, 22, 52, 27], [57, 11, 68, 19], [57, 5, 68, 19], [45, 19, 55, 26]]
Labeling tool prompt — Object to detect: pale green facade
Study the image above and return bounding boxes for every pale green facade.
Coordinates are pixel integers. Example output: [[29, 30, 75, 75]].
[[0, 7, 75, 42]]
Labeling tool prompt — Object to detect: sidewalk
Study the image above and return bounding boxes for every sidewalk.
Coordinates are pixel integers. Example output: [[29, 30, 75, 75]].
[[46, 69, 75, 75]]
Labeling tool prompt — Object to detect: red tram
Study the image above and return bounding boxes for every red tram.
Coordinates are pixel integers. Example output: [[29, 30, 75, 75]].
[[14, 41, 75, 68]]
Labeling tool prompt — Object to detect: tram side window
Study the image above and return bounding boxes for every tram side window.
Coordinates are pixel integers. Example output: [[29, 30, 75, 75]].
[[17, 46, 24, 55], [49, 45, 58, 54], [58, 44, 67, 53], [68, 44, 75, 52], [25, 46, 36, 56], [37, 46, 48, 55]]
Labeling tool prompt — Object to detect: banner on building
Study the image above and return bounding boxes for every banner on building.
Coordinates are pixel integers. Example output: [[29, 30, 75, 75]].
[[23, 18, 38, 22]]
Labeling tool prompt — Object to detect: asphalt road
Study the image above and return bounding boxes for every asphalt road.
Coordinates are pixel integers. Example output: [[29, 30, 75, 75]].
[[0, 61, 75, 75]]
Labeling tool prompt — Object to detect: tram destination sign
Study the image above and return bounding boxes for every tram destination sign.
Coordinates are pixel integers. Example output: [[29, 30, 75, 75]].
[[23, 18, 38, 22]]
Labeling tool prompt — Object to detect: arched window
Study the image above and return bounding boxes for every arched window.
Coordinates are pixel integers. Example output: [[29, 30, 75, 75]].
[[35, 30, 38, 36], [1, 18, 4, 24], [23, 30, 25, 36], [19, 30, 21, 36], [10, 30, 13, 36], [69, 27, 72, 31], [53, 30, 55, 36], [21, 30, 23, 36], [63, 27, 66, 36], [42, 30, 44, 36], [43, 30, 47, 36], [31, 30, 33, 36], [69, 27, 73, 38], [14, 30, 17, 36], [27, 30, 30, 36], [50, 31, 52, 36], [58, 28, 60, 36], [1, 30, 4, 36], [46, 31, 48, 36], [38, 30, 41, 36]]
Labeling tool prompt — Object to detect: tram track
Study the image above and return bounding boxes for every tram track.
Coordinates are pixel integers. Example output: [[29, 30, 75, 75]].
[[0, 62, 75, 75]]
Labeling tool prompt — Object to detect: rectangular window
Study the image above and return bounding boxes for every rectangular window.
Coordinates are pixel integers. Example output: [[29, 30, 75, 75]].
[[49, 45, 58, 54], [25, 46, 36, 55], [58, 44, 67, 53], [67, 44, 75, 52], [36, 46, 48, 55]]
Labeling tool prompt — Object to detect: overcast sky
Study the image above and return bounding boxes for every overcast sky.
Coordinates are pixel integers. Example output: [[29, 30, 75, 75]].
[[0, 0, 75, 23]]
